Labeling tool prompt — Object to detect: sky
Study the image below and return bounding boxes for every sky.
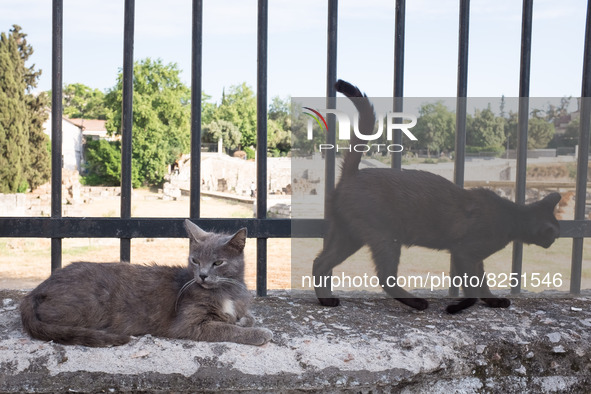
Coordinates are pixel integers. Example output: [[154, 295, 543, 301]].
[[1, 0, 589, 105]]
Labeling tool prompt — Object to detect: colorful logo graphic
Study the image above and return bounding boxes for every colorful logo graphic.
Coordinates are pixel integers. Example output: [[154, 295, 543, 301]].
[[303, 107, 328, 136]]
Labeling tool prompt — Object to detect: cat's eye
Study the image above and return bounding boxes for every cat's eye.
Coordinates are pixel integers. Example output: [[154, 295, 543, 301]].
[[212, 260, 224, 267], [190, 258, 199, 266]]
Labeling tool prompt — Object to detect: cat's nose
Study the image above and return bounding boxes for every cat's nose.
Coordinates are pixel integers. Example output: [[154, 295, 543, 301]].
[[199, 274, 208, 281]]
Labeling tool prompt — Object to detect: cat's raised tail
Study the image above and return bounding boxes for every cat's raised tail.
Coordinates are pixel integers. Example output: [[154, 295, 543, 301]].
[[334, 79, 377, 178], [20, 293, 130, 347]]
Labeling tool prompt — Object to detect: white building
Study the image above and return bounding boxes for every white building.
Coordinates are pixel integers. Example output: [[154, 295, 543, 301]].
[[42, 113, 83, 173], [68, 118, 109, 141]]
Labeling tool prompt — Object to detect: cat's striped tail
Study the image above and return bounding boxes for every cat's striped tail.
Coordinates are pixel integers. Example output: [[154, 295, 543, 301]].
[[20, 293, 131, 347], [334, 79, 376, 179]]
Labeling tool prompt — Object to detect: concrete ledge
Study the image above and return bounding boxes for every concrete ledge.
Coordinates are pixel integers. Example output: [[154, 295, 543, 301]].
[[1, 289, 591, 393]]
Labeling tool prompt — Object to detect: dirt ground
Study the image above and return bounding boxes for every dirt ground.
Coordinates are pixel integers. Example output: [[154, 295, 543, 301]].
[[2, 189, 590, 295], [0, 190, 292, 290]]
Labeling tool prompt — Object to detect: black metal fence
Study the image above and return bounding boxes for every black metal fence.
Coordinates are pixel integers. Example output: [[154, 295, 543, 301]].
[[1, 0, 591, 296]]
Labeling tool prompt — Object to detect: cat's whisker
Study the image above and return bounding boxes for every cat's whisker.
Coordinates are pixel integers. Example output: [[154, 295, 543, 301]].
[[175, 278, 196, 312], [217, 278, 247, 289]]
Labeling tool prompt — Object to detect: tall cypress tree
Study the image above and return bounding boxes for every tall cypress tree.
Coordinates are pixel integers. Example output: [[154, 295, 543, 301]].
[[0, 25, 49, 193]]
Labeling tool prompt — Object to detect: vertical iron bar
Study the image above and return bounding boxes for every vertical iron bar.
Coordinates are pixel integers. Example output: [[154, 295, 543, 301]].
[[511, 0, 533, 294], [450, 0, 470, 297], [325, 0, 338, 193], [323, 0, 338, 286], [51, 0, 63, 272], [256, 0, 268, 296], [392, 0, 405, 169], [190, 0, 203, 220], [454, 0, 469, 188], [120, 0, 135, 262], [570, 0, 591, 294]]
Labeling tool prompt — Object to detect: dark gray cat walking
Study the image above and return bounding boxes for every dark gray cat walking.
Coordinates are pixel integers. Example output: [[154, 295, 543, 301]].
[[313, 80, 561, 313], [20, 220, 272, 346]]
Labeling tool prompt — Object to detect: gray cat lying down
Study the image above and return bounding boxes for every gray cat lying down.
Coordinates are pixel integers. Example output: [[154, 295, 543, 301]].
[[20, 220, 272, 347]]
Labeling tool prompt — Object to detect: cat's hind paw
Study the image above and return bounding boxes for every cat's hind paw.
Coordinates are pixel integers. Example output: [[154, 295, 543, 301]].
[[397, 297, 429, 311], [318, 297, 340, 307], [445, 298, 477, 314]]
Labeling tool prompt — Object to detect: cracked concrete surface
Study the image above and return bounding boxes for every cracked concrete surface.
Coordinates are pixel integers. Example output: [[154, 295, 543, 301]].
[[1, 289, 591, 393]]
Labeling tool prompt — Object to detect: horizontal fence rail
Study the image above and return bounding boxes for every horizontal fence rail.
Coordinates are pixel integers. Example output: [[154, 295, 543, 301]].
[[0, 218, 589, 239], [0, 0, 590, 297]]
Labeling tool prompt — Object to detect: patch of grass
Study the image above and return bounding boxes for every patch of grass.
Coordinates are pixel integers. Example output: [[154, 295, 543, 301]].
[[62, 245, 103, 257], [231, 210, 254, 218], [102, 209, 117, 217]]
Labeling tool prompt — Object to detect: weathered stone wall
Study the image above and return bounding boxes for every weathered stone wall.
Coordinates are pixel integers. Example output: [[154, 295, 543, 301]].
[[165, 154, 292, 200], [1, 289, 591, 393]]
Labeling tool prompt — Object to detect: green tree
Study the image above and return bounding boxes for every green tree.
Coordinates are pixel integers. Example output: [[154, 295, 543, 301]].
[[267, 118, 290, 156], [467, 106, 505, 151], [505, 110, 556, 149], [412, 102, 455, 156], [216, 83, 257, 148], [26, 92, 51, 189], [82, 139, 122, 186], [527, 116, 555, 149], [51, 83, 110, 120], [201, 92, 217, 126], [0, 25, 50, 193], [545, 97, 572, 124], [104, 58, 191, 187], [202, 120, 241, 152], [504, 111, 519, 150], [560, 118, 580, 147], [267, 96, 291, 156]]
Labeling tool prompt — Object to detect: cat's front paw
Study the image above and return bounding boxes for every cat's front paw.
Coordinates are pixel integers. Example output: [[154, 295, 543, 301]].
[[250, 327, 273, 346], [318, 297, 340, 307], [482, 297, 511, 308]]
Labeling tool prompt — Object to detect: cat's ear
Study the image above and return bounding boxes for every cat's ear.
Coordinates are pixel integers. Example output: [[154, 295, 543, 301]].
[[541, 192, 562, 210], [185, 219, 208, 242], [225, 228, 247, 253]]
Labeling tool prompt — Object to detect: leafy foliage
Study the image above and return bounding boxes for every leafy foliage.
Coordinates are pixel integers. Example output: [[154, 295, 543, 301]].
[[202, 120, 241, 151], [82, 139, 122, 186], [0, 25, 50, 193], [527, 116, 555, 149], [559, 118, 580, 147], [267, 96, 291, 156], [104, 58, 191, 187], [411, 102, 455, 155], [53, 83, 110, 120], [467, 106, 506, 151], [216, 83, 257, 148], [504, 111, 556, 150]]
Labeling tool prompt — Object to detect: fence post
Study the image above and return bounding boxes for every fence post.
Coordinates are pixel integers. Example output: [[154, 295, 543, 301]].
[[450, 0, 470, 297], [51, 0, 63, 272], [392, 0, 405, 170], [190, 0, 203, 220], [570, 0, 591, 294], [256, 0, 268, 296], [511, 0, 533, 294], [119, 0, 135, 263]]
